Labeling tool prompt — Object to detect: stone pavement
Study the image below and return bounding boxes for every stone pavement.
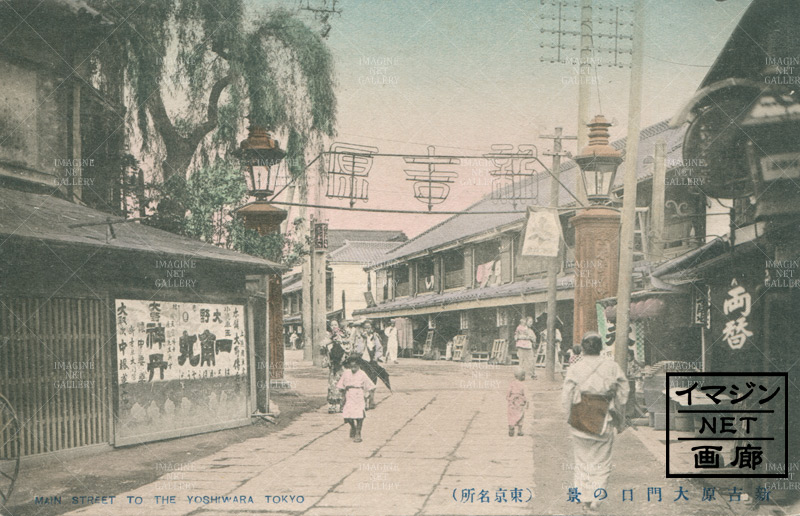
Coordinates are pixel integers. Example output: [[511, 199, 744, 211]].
[[66, 358, 535, 516], [63, 356, 778, 516]]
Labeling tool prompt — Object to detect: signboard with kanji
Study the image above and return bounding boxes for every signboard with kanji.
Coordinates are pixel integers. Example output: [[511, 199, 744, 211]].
[[114, 299, 250, 446], [314, 223, 329, 250], [114, 300, 247, 384], [708, 267, 763, 370]]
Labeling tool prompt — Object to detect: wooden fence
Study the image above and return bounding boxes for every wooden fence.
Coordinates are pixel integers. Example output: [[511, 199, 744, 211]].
[[0, 297, 113, 456]]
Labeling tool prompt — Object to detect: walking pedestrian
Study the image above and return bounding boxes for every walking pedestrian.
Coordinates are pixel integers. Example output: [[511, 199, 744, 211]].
[[514, 317, 537, 379], [337, 355, 376, 443], [355, 321, 384, 409], [507, 368, 528, 437], [324, 320, 348, 413], [384, 319, 399, 364], [561, 332, 628, 513]]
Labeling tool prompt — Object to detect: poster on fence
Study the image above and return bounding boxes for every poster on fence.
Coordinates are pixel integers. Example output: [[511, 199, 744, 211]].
[[114, 300, 250, 446]]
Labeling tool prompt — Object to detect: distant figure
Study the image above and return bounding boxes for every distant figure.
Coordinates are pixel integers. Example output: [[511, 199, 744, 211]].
[[446, 340, 453, 361], [289, 330, 299, 350], [384, 320, 399, 364], [337, 355, 376, 443], [507, 368, 528, 437], [356, 321, 384, 409], [540, 326, 564, 370], [567, 344, 582, 365], [324, 320, 348, 413], [514, 318, 537, 379]]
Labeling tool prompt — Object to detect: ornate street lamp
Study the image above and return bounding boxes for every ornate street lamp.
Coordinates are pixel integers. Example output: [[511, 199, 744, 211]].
[[233, 125, 287, 236], [741, 88, 800, 222], [574, 115, 623, 204], [570, 115, 623, 349]]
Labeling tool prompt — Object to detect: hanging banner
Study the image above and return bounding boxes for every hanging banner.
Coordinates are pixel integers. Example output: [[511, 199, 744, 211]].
[[521, 207, 562, 257], [114, 300, 250, 446]]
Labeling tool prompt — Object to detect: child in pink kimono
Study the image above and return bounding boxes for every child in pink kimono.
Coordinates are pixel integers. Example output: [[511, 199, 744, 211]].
[[507, 368, 528, 436], [337, 355, 376, 442]]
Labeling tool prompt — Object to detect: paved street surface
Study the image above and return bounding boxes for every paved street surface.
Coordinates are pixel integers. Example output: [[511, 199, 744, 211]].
[[63, 353, 785, 516]]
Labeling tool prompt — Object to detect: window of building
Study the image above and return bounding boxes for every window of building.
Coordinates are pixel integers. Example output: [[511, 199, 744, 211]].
[[443, 250, 465, 289], [394, 265, 410, 297], [417, 258, 435, 293]]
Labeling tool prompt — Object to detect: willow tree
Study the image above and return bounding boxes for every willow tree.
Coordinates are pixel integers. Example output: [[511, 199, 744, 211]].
[[94, 0, 336, 183]]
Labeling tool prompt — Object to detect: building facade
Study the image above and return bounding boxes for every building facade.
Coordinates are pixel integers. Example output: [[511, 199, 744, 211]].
[[355, 120, 706, 363], [0, 1, 284, 458]]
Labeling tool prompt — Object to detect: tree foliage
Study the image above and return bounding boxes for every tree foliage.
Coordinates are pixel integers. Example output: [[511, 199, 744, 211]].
[[144, 160, 310, 266], [91, 0, 336, 181], [85, 0, 335, 264]]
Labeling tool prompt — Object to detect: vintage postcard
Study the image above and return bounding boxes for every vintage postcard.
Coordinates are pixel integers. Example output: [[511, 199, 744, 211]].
[[0, 0, 798, 515]]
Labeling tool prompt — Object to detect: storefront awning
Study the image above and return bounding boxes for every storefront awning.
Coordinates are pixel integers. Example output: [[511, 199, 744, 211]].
[[354, 275, 575, 319]]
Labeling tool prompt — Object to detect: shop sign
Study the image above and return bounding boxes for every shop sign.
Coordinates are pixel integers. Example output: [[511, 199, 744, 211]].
[[115, 300, 248, 385], [314, 223, 329, 250], [521, 207, 561, 257], [720, 278, 753, 349], [692, 285, 711, 329]]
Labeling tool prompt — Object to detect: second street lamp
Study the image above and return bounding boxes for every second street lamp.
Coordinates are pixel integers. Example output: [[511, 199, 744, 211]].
[[574, 115, 623, 205], [570, 115, 623, 349]]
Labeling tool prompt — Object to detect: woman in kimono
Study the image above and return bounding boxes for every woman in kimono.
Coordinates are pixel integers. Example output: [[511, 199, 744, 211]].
[[324, 320, 348, 413], [337, 355, 376, 442], [561, 332, 628, 513]]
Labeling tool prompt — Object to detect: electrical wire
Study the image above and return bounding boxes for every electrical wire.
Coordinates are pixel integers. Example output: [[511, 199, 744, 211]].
[[266, 200, 610, 215]]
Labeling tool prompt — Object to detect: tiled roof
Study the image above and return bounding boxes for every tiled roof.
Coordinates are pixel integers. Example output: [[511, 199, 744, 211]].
[[328, 240, 404, 264], [327, 229, 407, 251], [0, 188, 285, 272], [354, 275, 575, 316], [376, 120, 686, 264]]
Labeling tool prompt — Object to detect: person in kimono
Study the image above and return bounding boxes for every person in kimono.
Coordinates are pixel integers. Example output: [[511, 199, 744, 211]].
[[337, 355, 376, 442], [324, 320, 348, 413], [507, 368, 528, 436], [561, 332, 628, 513], [384, 319, 399, 364], [514, 318, 537, 379], [354, 321, 384, 409]]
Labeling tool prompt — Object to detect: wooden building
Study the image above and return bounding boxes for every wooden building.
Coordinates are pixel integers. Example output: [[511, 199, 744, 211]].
[[0, 0, 285, 457]]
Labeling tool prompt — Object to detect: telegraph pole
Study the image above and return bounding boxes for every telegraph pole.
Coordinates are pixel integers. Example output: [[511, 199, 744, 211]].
[[614, 0, 645, 372], [576, 0, 592, 205], [542, 128, 576, 380]]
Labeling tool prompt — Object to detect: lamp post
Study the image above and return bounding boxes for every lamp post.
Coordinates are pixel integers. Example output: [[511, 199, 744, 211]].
[[570, 115, 623, 347], [234, 125, 288, 410], [234, 125, 288, 235]]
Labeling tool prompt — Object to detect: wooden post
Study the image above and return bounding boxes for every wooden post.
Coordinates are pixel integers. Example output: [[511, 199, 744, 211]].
[[649, 140, 667, 262], [614, 0, 645, 372]]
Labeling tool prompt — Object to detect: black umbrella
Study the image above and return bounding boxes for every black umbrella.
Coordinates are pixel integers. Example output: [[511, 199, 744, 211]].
[[356, 357, 392, 391]]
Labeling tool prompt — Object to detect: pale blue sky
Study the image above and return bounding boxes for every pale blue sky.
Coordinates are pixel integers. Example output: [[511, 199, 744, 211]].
[[267, 0, 753, 236]]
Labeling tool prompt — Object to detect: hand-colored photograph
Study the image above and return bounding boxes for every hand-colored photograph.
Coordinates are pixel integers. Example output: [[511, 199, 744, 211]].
[[0, 0, 797, 515]]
